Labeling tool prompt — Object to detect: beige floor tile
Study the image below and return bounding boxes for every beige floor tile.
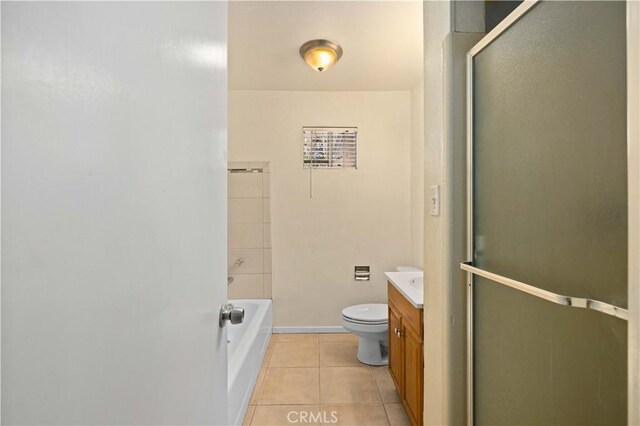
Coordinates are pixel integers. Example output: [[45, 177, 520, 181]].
[[269, 342, 319, 367], [250, 368, 267, 404], [259, 367, 320, 405], [384, 403, 411, 426], [319, 341, 362, 367], [318, 333, 358, 342], [371, 367, 401, 403], [322, 404, 390, 425], [273, 333, 319, 344], [262, 345, 274, 367], [320, 367, 381, 404], [268, 336, 277, 349], [243, 405, 256, 426], [251, 405, 320, 426]]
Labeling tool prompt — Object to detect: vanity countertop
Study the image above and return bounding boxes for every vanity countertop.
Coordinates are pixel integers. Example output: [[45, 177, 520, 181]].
[[384, 271, 423, 309]]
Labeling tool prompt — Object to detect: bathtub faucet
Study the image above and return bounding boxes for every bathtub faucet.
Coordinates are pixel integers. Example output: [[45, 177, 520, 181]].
[[235, 258, 245, 267]]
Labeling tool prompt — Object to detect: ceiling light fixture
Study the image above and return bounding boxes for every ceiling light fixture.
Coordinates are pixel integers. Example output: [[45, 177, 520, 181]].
[[299, 39, 343, 72]]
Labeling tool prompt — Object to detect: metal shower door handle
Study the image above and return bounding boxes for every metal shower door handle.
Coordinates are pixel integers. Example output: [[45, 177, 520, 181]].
[[461, 261, 628, 320]]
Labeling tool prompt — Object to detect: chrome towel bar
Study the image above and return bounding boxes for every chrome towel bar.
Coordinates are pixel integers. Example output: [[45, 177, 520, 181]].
[[460, 261, 628, 321]]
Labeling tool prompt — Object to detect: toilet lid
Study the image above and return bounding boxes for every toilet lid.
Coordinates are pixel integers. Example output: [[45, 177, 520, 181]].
[[342, 304, 388, 323]]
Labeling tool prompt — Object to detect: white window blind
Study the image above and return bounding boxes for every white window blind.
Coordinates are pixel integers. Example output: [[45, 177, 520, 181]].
[[303, 127, 357, 169]]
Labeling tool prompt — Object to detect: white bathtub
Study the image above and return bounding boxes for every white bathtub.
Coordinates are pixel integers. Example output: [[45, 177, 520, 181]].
[[227, 299, 272, 426]]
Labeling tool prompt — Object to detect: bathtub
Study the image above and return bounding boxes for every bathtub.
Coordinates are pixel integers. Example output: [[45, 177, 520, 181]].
[[227, 299, 272, 426]]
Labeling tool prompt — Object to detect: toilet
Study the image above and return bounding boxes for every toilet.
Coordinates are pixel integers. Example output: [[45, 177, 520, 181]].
[[395, 265, 422, 272], [341, 303, 389, 365], [342, 265, 422, 366]]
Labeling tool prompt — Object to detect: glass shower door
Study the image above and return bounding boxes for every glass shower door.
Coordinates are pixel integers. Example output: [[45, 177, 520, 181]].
[[464, 1, 628, 424]]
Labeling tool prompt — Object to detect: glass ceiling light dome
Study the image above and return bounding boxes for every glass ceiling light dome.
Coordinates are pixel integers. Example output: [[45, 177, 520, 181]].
[[299, 39, 343, 72]]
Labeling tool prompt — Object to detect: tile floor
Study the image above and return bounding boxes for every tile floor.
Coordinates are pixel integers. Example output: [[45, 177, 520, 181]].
[[243, 333, 412, 426]]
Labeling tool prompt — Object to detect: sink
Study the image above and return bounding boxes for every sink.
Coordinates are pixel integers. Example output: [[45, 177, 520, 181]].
[[409, 276, 423, 289], [384, 271, 424, 308]]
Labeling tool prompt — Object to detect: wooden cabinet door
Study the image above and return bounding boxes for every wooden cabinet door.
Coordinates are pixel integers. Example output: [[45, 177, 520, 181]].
[[388, 303, 403, 393], [403, 325, 423, 426]]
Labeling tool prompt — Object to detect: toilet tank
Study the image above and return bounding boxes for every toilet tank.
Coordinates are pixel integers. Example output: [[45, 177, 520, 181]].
[[396, 266, 422, 272]]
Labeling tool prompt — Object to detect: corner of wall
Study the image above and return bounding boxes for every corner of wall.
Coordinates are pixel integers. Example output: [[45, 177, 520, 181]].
[[422, 2, 485, 425], [422, 2, 452, 425], [452, 0, 485, 33], [410, 81, 425, 269]]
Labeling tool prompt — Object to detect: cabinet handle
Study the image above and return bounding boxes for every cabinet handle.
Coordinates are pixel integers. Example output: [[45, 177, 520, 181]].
[[396, 329, 402, 338]]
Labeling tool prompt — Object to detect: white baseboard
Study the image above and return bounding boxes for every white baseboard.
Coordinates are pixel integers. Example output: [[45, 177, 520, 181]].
[[272, 326, 348, 334]]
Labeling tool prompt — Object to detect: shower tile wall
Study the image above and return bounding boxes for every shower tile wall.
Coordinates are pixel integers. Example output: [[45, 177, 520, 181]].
[[228, 161, 272, 299]]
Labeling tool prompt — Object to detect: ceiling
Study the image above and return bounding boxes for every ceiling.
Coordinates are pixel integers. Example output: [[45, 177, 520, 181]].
[[229, 1, 423, 91]]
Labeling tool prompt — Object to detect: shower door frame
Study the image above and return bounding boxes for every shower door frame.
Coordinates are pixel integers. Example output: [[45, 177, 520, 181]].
[[628, 2, 640, 424], [465, 4, 539, 423], [463, 0, 638, 424]]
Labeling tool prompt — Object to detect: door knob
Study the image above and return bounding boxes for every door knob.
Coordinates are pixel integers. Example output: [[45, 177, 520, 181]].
[[219, 303, 245, 327]]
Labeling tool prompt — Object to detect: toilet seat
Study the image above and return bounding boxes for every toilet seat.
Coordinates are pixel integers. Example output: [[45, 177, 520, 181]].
[[342, 316, 387, 326], [341, 303, 388, 324], [341, 317, 388, 335]]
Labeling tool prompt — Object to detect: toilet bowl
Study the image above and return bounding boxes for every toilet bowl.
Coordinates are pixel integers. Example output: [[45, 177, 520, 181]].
[[341, 303, 389, 366]]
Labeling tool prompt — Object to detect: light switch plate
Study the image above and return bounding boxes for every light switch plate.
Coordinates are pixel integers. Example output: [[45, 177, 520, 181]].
[[430, 185, 440, 216]]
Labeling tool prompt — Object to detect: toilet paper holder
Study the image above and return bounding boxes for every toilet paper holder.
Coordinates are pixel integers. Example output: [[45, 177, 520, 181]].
[[354, 266, 370, 281]]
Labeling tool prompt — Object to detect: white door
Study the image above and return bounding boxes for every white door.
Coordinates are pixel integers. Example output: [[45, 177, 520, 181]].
[[1, 2, 228, 424]]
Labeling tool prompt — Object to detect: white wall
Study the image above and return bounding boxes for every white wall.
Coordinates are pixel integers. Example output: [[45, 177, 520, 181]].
[[1, 3, 229, 424], [229, 90, 412, 327], [422, 3, 487, 424], [410, 81, 425, 269], [422, 1, 453, 424]]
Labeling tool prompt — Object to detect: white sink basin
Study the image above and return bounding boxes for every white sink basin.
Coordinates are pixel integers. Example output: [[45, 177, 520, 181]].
[[409, 276, 423, 289], [384, 271, 424, 308]]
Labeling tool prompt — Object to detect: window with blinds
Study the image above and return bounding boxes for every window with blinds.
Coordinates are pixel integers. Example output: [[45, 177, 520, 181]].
[[303, 127, 357, 169]]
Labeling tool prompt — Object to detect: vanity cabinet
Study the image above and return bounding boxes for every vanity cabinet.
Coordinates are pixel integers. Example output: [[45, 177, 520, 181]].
[[388, 282, 424, 426]]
